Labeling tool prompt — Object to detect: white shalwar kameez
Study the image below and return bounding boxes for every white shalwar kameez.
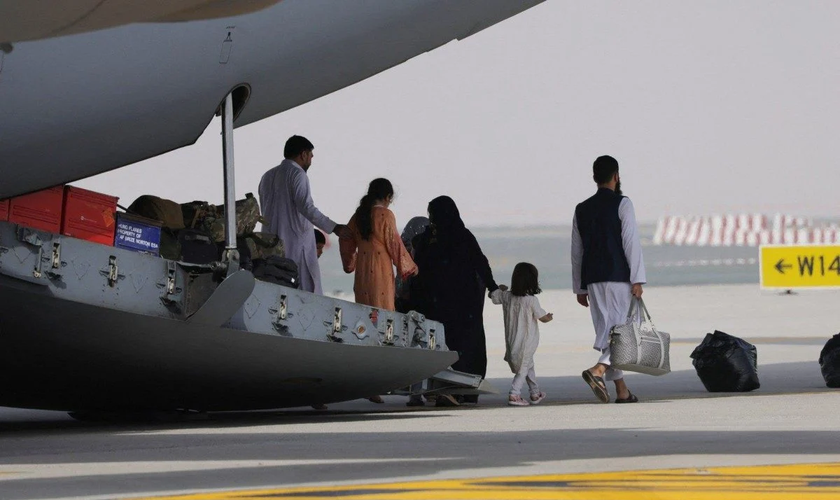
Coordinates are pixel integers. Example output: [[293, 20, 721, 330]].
[[490, 289, 546, 397], [259, 159, 337, 295], [571, 197, 646, 381]]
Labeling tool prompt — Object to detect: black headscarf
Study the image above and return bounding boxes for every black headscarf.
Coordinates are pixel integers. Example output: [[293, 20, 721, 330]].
[[428, 196, 466, 237]]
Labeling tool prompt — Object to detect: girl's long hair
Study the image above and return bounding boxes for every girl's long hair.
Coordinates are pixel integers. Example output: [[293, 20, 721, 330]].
[[510, 262, 541, 296], [355, 178, 394, 241]]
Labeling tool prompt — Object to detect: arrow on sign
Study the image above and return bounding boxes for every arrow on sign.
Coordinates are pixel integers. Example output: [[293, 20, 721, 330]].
[[775, 259, 792, 274]]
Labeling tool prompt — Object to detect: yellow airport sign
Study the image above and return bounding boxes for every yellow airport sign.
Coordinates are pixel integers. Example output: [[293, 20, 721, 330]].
[[760, 245, 840, 289]]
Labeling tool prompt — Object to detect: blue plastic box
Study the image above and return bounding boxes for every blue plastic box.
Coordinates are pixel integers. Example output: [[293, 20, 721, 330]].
[[115, 213, 162, 256]]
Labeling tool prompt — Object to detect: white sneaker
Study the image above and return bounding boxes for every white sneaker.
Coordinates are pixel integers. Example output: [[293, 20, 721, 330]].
[[508, 395, 529, 407], [530, 392, 546, 405]]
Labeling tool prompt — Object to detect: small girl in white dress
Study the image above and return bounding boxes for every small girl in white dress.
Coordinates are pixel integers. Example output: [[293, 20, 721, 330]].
[[491, 262, 554, 406]]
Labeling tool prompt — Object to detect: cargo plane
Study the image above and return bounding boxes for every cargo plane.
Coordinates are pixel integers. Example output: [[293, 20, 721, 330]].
[[0, 0, 544, 414]]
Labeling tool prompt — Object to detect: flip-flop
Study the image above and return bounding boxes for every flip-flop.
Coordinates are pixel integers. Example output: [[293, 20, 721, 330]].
[[615, 392, 639, 404], [582, 370, 610, 403]]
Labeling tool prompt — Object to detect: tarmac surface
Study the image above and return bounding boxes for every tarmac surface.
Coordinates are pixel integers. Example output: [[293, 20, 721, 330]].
[[1, 285, 839, 499]]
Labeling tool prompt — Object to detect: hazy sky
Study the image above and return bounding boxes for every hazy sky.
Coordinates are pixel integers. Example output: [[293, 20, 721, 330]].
[[77, 1, 840, 227]]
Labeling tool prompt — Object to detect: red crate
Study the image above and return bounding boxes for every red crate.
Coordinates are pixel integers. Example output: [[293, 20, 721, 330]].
[[0, 199, 9, 222], [61, 186, 119, 246], [8, 186, 65, 233]]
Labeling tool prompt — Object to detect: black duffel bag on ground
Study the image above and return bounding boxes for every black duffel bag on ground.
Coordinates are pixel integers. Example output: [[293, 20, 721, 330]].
[[252, 256, 299, 289], [690, 330, 760, 392], [819, 333, 840, 388]]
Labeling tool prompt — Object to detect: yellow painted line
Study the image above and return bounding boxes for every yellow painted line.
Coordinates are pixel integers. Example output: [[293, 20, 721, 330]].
[[133, 462, 840, 499]]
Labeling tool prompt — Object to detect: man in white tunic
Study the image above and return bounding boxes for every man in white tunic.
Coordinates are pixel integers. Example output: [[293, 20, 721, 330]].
[[571, 155, 646, 404], [259, 136, 346, 294]]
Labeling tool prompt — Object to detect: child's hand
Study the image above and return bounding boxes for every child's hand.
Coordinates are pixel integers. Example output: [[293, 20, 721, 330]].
[[498, 284, 508, 291], [539, 312, 553, 323]]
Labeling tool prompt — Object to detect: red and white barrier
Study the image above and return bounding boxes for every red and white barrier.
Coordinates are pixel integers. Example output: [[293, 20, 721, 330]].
[[653, 213, 838, 246]]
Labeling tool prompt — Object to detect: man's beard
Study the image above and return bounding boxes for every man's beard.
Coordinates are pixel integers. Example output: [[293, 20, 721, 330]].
[[615, 180, 622, 196]]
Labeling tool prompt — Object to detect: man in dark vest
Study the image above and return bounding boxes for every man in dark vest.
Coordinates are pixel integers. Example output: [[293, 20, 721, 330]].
[[571, 155, 646, 403]]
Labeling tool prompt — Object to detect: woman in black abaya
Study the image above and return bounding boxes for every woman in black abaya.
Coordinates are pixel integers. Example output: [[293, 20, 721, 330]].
[[413, 196, 499, 405]]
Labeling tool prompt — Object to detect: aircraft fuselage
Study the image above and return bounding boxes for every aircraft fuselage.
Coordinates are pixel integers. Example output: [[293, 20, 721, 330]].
[[0, 0, 543, 198]]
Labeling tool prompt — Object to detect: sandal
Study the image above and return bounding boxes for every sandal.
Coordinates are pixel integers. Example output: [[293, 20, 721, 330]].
[[508, 395, 529, 407], [582, 370, 610, 403], [529, 392, 546, 405], [615, 392, 639, 404]]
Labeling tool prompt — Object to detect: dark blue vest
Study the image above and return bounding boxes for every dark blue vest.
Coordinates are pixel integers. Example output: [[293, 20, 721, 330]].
[[575, 188, 631, 288]]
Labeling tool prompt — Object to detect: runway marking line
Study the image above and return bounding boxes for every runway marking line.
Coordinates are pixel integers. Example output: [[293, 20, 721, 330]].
[[132, 462, 840, 499]]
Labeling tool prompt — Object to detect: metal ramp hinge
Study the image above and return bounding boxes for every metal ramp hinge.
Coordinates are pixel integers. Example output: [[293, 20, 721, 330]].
[[32, 246, 44, 278], [33, 242, 64, 281], [383, 318, 395, 345], [327, 307, 344, 342], [51, 241, 61, 269], [44, 241, 64, 281], [277, 294, 288, 320], [98, 255, 123, 287], [269, 294, 291, 335], [165, 261, 177, 295], [158, 261, 183, 310]]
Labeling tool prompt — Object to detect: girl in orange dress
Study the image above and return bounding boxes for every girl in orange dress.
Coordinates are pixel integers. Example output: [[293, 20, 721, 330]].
[[340, 178, 418, 311]]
